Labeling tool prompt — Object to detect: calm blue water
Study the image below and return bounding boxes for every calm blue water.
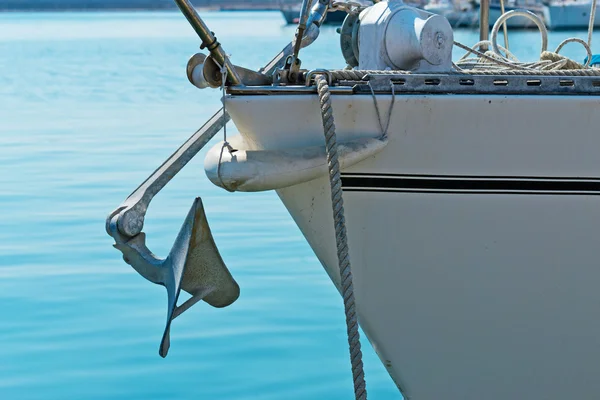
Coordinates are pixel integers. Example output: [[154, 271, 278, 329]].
[[1, 10, 598, 400]]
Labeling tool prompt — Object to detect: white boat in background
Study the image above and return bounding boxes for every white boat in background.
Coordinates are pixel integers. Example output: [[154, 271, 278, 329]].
[[486, 0, 547, 27], [280, 1, 348, 24], [108, 0, 600, 399], [424, 0, 478, 27], [544, 0, 600, 29]]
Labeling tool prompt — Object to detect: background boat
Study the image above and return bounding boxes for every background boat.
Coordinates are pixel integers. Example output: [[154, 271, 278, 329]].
[[424, 0, 478, 27], [483, 0, 547, 28], [280, 3, 348, 24], [544, 0, 600, 29]]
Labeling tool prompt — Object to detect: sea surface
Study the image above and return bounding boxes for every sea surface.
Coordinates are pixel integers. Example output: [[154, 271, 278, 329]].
[[1, 10, 598, 400]]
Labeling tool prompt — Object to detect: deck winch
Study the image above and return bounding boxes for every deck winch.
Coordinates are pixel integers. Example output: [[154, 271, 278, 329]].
[[341, 0, 454, 72]]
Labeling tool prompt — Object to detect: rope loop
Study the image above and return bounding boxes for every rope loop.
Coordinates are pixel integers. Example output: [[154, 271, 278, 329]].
[[366, 80, 395, 140], [491, 9, 548, 61], [555, 38, 593, 68]]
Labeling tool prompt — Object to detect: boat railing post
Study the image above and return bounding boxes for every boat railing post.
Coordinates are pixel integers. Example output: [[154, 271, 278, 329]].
[[480, 0, 490, 51]]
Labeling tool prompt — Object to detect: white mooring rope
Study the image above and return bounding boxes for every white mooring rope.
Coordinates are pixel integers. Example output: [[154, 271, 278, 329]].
[[315, 74, 367, 400]]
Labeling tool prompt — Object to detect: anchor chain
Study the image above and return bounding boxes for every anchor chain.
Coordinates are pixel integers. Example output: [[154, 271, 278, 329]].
[[315, 74, 367, 400]]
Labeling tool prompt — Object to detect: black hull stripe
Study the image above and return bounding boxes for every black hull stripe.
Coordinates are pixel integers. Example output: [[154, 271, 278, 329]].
[[343, 188, 600, 195], [342, 173, 600, 181], [341, 175, 600, 194]]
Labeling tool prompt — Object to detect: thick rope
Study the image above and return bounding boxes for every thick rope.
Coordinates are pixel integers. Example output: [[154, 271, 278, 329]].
[[458, 41, 535, 69], [327, 29, 600, 83], [328, 68, 600, 81], [554, 37, 593, 68], [315, 74, 367, 400], [458, 40, 519, 63], [540, 51, 586, 70]]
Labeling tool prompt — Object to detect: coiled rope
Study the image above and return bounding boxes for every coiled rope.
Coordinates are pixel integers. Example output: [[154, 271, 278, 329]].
[[453, 8, 599, 73], [315, 74, 367, 400]]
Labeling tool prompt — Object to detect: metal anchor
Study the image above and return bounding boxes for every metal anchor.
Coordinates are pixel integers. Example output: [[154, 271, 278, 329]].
[[107, 196, 239, 358], [106, 0, 327, 357], [104, 106, 243, 358]]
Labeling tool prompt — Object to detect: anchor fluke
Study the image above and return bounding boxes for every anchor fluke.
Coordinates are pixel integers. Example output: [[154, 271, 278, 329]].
[[109, 198, 239, 357]]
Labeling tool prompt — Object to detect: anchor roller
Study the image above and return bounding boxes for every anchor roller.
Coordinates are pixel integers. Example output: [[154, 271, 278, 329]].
[[187, 53, 272, 89]]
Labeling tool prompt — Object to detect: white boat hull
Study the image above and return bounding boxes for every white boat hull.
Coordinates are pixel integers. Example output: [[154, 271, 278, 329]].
[[225, 93, 600, 399], [424, 4, 478, 27], [487, 5, 546, 27], [544, 2, 600, 29]]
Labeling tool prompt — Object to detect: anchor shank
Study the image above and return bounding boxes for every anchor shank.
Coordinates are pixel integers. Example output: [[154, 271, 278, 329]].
[[114, 109, 229, 237], [109, 43, 294, 239], [259, 42, 292, 74]]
